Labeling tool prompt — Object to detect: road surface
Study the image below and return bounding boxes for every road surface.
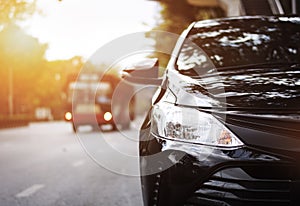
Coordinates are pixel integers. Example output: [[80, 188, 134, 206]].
[[0, 121, 143, 206]]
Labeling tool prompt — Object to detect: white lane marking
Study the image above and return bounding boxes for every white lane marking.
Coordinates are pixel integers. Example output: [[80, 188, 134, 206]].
[[72, 160, 85, 167], [15, 184, 45, 198]]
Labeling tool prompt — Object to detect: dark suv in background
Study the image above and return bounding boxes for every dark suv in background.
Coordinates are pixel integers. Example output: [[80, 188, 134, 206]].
[[123, 16, 300, 206]]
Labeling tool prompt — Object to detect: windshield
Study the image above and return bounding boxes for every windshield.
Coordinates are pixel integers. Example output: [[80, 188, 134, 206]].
[[176, 16, 300, 71], [68, 81, 113, 104]]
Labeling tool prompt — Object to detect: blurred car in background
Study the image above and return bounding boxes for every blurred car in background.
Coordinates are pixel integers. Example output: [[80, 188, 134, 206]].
[[64, 73, 135, 132], [123, 16, 300, 205]]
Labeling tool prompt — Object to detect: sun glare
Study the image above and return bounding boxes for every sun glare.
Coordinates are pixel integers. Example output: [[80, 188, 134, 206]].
[[24, 0, 160, 61]]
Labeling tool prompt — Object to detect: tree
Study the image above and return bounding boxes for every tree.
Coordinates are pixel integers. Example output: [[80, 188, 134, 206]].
[[0, 0, 87, 120], [0, 0, 41, 117], [149, 0, 225, 68], [0, 24, 47, 116], [36, 56, 85, 119], [0, 0, 36, 26]]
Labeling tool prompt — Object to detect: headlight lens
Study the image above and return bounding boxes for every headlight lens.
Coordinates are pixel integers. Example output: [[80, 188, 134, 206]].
[[151, 102, 243, 147]]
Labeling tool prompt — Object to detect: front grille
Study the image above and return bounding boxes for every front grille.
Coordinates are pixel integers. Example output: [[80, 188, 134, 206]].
[[185, 167, 295, 206]]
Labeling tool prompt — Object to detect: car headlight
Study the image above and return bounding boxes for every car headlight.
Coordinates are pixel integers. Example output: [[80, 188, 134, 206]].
[[151, 102, 243, 148]]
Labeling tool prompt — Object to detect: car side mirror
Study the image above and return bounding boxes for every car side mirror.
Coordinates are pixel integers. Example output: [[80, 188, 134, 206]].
[[121, 58, 163, 85]]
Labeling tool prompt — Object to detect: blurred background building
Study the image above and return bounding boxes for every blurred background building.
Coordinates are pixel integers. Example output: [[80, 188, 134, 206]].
[[187, 0, 299, 16]]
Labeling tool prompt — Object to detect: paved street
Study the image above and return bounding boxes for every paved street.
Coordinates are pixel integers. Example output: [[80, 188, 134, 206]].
[[0, 122, 143, 206]]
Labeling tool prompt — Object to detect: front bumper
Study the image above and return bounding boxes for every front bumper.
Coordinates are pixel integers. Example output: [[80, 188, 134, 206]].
[[140, 133, 300, 206]]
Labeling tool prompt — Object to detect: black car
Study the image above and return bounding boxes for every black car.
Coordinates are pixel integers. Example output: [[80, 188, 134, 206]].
[[123, 16, 300, 206]]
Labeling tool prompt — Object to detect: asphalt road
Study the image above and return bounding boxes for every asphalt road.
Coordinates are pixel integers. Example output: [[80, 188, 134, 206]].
[[0, 121, 143, 206]]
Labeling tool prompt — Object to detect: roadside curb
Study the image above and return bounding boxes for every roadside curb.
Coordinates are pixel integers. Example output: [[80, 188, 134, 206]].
[[0, 119, 29, 129]]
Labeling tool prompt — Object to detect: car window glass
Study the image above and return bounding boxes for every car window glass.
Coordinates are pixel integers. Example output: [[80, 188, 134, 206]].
[[176, 17, 300, 71]]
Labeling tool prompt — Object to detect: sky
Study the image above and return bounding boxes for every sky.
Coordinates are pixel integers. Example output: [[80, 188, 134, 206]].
[[23, 0, 161, 61]]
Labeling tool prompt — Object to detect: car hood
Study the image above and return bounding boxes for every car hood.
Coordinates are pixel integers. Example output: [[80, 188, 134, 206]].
[[168, 64, 300, 111], [167, 66, 300, 153]]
